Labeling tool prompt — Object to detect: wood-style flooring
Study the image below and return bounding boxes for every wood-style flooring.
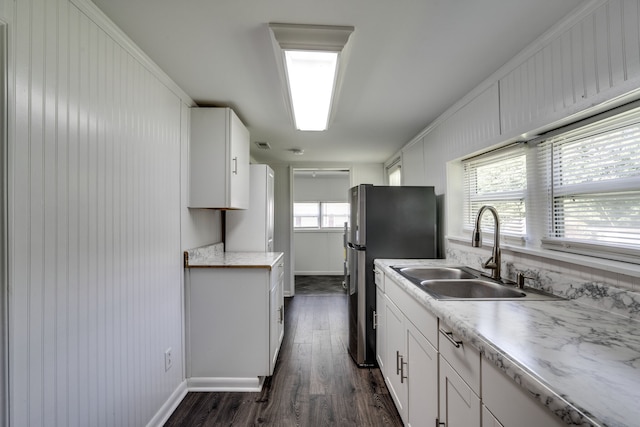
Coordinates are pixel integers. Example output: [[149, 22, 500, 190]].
[[164, 286, 403, 426]]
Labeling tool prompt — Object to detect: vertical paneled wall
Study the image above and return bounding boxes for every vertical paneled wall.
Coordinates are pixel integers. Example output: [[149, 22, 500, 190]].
[[500, 0, 640, 135], [10, 0, 185, 425]]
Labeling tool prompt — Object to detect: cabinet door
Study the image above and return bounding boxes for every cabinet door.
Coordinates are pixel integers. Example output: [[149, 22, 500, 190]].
[[384, 297, 407, 422], [375, 286, 386, 372], [439, 356, 481, 427], [406, 320, 438, 427], [229, 110, 250, 209], [269, 261, 285, 374], [482, 405, 504, 427]]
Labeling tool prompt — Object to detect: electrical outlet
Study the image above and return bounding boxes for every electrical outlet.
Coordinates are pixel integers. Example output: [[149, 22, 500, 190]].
[[164, 347, 172, 372]]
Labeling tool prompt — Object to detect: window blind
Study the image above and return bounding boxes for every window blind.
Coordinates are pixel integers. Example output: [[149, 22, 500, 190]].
[[462, 145, 526, 237], [536, 106, 640, 261]]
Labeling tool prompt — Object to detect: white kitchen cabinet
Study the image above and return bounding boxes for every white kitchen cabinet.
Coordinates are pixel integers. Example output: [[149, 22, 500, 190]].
[[269, 259, 285, 371], [483, 406, 504, 427], [185, 256, 284, 391], [438, 326, 481, 427], [384, 297, 408, 421], [380, 273, 439, 426], [374, 267, 386, 370], [482, 355, 566, 427], [406, 319, 438, 427], [439, 355, 481, 427], [189, 107, 250, 209], [375, 285, 386, 371], [226, 164, 275, 251]]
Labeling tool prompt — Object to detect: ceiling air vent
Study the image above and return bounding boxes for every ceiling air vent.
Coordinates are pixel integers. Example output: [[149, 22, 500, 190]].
[[255, 141, 271, 150]]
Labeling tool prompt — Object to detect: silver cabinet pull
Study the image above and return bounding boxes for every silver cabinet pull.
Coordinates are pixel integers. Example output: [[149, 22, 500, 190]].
[[400, 356, 408, 383], [232, 156, 238, 174], [279, 306, 284, 323], [396, 350, 401, 375], [372, 310, 378, 330], [439, 328, 463, 348]]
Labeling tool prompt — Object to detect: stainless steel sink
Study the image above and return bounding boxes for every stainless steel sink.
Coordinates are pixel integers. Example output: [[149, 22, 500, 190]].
[[396, 266, 476, 281], [391, 265, 564, 301], [419, 279, 526, 299]]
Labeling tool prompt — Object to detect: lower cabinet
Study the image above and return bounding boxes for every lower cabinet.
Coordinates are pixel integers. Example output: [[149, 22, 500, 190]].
[[375, 285, 386, 370], [185, 257, 284, 391], [482, 354, 566, 427], [378, 277, 438, 426], [376, 266, 568, 427], [438, 325, 481, 427], [406, 320, 438, 426], [269, 260, 285, 372]]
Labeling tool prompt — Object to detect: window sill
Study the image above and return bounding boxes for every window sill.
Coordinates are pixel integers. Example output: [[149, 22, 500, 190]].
[[446, 235, 640, 279]]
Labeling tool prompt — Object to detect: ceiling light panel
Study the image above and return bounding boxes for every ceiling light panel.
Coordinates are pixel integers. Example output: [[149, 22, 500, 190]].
[[269, 23, 354, 132]]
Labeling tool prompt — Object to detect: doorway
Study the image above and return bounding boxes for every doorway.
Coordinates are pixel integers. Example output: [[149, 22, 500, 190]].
[[291, 168, 350, 294]]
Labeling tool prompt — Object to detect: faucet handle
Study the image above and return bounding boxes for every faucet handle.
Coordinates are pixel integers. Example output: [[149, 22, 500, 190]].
[[516, 272, 534, 289]]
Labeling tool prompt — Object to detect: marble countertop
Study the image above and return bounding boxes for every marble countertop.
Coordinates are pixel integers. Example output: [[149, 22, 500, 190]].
[[184, 243, 284, 269], [375, 258, 640, 427]]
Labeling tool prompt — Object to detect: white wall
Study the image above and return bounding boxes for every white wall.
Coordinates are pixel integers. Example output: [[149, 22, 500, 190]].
[[293, 172, 349, 275], [5, 0, 220, 426], [392, 0, 640, 293]]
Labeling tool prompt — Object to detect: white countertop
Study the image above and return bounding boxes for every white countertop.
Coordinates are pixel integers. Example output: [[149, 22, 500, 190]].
[[375, 258, 640, 427], [184, 243, 283, 269]]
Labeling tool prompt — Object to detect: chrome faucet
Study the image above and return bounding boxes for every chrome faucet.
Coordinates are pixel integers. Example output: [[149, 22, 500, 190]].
[[471, 205, 501, 281]]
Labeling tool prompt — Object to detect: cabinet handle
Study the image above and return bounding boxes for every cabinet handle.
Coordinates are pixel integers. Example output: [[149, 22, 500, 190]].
[[400, 356, 408, 383], [232, 156, 238, 175], [372, 310, 378, 330], [396, 350, 401, 375], [439, 328, 463, 348], [279, 305, 284, 323]]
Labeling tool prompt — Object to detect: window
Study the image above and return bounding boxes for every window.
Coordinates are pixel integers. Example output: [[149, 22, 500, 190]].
[[387, 157, 402, 186], [462, 145, 527, 238], [294, 202, 349, 229], [535, 105, 640, 262], [293, 202, 320, 228]]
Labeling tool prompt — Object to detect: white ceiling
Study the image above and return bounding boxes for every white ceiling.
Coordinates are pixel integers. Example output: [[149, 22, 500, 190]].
[[91, 0, 583, 164]]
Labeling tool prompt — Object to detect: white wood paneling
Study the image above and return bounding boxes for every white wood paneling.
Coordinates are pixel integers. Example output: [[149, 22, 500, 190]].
[[500, 0, 640, 135], [401, 138, 425, 186], [9, 0, 185, 426]]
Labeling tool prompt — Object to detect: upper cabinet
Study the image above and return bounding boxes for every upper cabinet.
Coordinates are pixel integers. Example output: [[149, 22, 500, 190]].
[[500, 0, 640, 137], [189, 107, 250, 209]]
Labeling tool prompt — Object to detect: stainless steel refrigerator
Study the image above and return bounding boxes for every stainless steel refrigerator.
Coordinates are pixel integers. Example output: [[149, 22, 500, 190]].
[[347, 185, 438, 367]]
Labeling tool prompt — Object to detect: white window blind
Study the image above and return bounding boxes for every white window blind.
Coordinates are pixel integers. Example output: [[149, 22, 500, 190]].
[[536, 106, 640, 262], [462, 145, 527, 237]]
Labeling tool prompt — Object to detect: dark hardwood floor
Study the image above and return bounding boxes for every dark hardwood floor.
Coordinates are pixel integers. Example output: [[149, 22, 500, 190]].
[[165, 286, 403, 426]]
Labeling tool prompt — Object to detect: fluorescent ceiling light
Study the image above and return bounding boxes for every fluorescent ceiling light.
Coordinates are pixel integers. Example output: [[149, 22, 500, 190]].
[[285, 50, 338, 131], [269, 23, 354, 132]]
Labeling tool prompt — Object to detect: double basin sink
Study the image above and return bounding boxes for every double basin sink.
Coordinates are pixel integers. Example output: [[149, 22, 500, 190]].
[[391, 266, 563, 301]]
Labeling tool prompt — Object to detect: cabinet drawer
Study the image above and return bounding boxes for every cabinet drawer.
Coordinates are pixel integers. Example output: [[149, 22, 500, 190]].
[[482, 355, 566, 427], [439, 326, 480, 395], [386, 276, 438, 347], [374, 267, 384, 291]]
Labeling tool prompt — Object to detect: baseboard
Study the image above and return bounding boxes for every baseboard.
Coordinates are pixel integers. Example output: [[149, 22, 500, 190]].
[[187, 376, 264, 392], [146, 380, 188, 427], [294, 271, 344, 276]]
